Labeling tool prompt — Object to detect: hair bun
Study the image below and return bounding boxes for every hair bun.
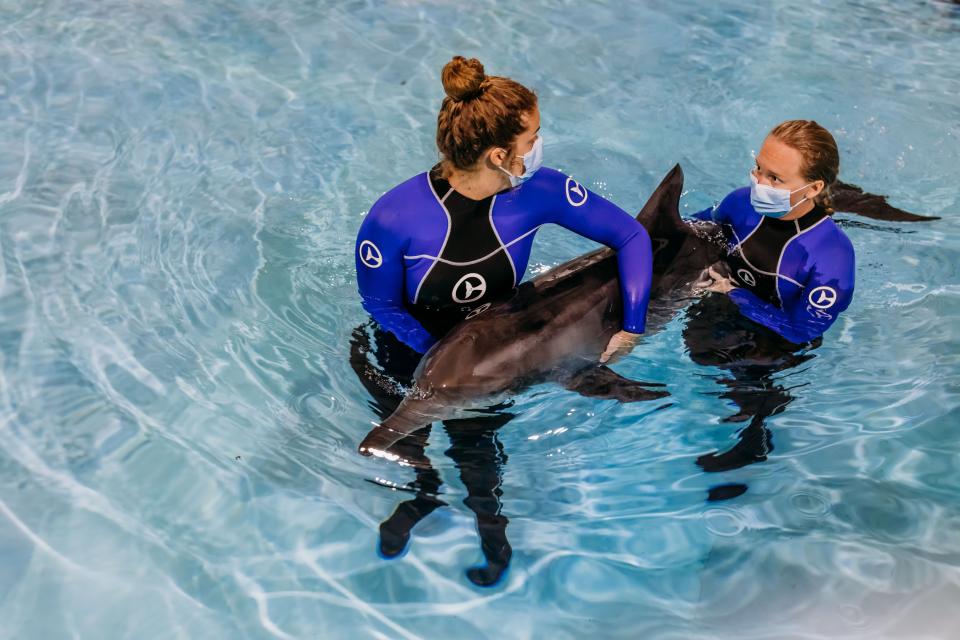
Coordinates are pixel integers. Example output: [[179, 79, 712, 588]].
[[441, 56, 485, 101]]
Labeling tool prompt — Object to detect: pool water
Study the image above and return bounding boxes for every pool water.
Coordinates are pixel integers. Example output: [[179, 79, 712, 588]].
[[1, 0, 959, 638]]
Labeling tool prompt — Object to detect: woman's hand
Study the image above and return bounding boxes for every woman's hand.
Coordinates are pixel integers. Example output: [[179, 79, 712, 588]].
[[599, 330, 642, 364], [694, 266, 737, 294]]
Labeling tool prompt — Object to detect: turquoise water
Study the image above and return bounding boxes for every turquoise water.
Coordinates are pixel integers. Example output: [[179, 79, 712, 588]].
[[1, 0, 959, 637]]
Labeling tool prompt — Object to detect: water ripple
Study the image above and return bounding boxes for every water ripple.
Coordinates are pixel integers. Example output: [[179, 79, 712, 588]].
[[0, 0, 958, 638]]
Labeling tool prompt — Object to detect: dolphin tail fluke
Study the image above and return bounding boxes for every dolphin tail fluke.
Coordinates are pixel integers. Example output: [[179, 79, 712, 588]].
[[832, 181, 940, 222], [563, 365, 671, 403]]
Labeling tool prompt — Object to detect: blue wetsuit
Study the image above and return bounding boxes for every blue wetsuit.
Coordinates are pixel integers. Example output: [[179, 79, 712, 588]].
[[356, 166, 653, 353], [693, 187, 856, 345]]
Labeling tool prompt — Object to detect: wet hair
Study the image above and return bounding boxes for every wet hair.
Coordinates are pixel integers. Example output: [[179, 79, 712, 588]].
[[436, 56, 538, 170], [769, 120, 840, 213]]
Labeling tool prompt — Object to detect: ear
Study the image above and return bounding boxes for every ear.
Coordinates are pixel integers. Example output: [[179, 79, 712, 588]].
[[809, 179, 825, 199], [487, 147, 508, 168]]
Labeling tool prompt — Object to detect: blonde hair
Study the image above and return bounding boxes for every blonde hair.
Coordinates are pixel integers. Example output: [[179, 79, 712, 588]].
[[769, 120, 840, 213]]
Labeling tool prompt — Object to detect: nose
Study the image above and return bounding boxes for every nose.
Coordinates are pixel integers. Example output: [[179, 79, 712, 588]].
[[752, 168, 772, 187]]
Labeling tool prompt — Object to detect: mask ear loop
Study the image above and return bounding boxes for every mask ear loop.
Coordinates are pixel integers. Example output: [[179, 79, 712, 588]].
[[490, 147, 516, 179], [496, 153, 520, 180], [786, 182, 819, 213], [497, 162, 516, 180], [495, 146, 523, 178]]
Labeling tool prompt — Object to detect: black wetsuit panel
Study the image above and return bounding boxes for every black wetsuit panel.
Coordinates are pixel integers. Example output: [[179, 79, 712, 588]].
[[726, 207, 829, 307], [408, 169, 516, 338]]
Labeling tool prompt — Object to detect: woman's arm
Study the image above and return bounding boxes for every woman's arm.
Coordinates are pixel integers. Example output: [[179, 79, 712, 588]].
[[528, 169, 653, 333], [691, 206, 717, 221], [356, 207, 437, 354], [689, 188, 742, 223]]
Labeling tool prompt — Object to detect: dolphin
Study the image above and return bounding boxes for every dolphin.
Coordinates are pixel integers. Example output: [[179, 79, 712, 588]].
[[358, 164, 721, 458], [357, 165, 935, 459]]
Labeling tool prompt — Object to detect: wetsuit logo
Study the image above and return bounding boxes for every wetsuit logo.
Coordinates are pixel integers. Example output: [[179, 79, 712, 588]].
[[736, 268, 756, 287], [358, 240, 383, 269], [808, 286, 838, 309], [565, 177, 589, 207], [452, 273, 487, 303], [465, 302, 491, 319]]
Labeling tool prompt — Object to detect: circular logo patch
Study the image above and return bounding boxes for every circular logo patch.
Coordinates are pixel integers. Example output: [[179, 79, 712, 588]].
[[358, 240, 383, 269], [565, 176, 588, 207], [808, 286, 838, 309], [452, 273, 487, 304]]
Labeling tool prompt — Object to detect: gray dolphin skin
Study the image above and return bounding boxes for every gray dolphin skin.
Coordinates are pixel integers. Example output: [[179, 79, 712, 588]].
[[358, 164, 724, 459], [831, 181, 940, 222]]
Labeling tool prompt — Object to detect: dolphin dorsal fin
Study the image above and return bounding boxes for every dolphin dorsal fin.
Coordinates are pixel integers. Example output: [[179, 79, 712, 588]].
[[635, 164, 687, 238]]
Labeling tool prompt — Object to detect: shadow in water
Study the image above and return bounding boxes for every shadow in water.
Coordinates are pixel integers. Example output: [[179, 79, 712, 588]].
[[350, 323, 513, 587], [683, 294, 820, 501]]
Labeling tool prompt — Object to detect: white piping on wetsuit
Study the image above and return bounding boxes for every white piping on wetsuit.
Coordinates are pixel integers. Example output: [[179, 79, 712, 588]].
[[404, 224, 543, 267], [488, 194, 518, 286], [729, 222, 804, 289], [773, 214, 830, 305], [413, 180, 453, 304], [738, 212, 766, 246]]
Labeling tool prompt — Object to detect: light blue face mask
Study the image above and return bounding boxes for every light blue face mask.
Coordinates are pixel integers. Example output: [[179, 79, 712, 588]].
[[499, 136, 544, 188], [749, 172, 813, 219]]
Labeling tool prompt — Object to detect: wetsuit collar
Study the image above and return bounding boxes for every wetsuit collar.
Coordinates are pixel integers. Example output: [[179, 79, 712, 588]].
[[766, 204, 829, 232], [429, 166, 491, 205]]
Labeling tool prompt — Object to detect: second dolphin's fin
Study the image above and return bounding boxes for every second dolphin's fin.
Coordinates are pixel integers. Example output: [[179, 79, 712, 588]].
[[563, 366, 670, 403], [832, 181, 940, 222]]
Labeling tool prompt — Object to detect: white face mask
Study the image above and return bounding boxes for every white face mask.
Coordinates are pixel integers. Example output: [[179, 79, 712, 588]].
[[498, 136, 544, 188], [749, 172, 814, 219]]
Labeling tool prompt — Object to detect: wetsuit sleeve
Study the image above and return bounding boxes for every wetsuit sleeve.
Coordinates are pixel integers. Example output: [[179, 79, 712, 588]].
[[690, 190, 737, 222], [356, 208, 437, 354], [691, 206, 715, 221], [727, 236, 856, 344], [541, 177, 653, 333]]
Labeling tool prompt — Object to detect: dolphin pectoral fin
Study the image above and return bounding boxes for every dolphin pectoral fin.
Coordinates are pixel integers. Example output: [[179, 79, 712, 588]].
[[359, 397, 442, 462], [563, 366, 671, 403], [359, 424, 432, 468]]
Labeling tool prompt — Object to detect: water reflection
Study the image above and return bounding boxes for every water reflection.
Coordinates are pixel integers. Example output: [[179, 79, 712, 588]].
[[684, 294, 819, 495], [349, 323, 514, 586]]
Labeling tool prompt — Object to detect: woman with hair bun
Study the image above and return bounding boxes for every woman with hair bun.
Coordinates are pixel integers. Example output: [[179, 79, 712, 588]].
[[356, 55, 653, 360], [352, 55, 654, 586]]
